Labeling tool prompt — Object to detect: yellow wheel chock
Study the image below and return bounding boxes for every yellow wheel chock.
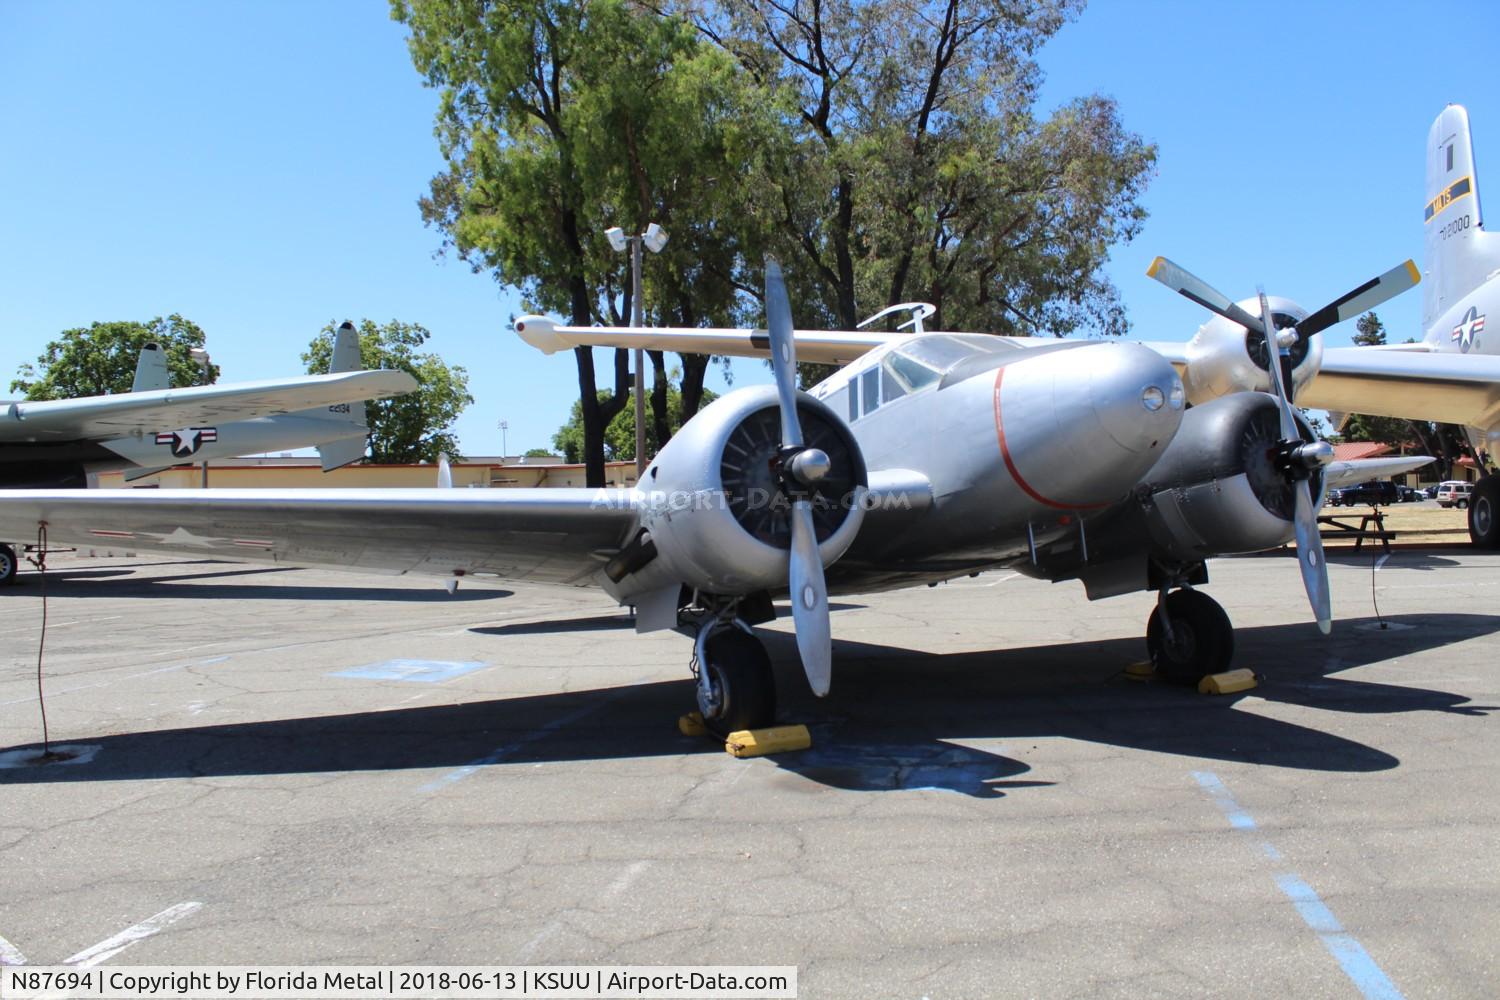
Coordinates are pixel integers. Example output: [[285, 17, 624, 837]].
[[1198, 668, 1258, 695]]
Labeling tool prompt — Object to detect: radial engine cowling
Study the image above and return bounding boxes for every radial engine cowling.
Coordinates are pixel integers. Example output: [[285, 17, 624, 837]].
[[1139, 392, 1322, 561], [1180, 295, 1323, 405], [616, 385, 868, 601]]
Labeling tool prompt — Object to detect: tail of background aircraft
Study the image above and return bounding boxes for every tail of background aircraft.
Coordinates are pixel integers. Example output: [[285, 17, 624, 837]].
[[314, 321, 372, 471], [1423, 104, 1500, 331], [131, 342, 169, 392]]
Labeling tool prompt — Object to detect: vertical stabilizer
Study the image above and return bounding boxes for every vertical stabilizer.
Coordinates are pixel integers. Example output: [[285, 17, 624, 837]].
[[1423, 104, 1500, 329], [316, 321, 372, 471], [131, 343, 169, 392]]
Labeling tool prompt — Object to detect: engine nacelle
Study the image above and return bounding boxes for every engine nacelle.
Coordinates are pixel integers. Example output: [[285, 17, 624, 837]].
[[1139, 392, 1321, 561], [1180, 295, 1323, 405], [610, 385, 868, 603]]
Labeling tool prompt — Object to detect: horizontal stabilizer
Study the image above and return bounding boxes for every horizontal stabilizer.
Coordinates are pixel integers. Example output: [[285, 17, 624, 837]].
[[514, 315, 892, 365]]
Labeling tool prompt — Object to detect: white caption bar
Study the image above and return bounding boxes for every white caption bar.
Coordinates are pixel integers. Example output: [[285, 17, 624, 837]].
[[0, 966, 797, 999]]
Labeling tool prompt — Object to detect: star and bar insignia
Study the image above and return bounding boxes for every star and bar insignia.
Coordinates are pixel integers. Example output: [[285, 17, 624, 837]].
[[1451, 306, 1486, 353], [154, 426, 218, 457]]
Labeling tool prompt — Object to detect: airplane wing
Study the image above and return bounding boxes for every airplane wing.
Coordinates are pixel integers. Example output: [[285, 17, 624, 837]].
[[0, 488, 638, 587], [1297, 348, 1500, 428], [1322, 455, 1435, 490], [515, 316, 895, 365], [1, 369, 417, 443]]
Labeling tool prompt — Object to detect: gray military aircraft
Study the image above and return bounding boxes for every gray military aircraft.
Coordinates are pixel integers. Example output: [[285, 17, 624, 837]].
[[0, 323, 415, 583], [0, 257, 1423, 734], [1142, 104, 1500, 547]]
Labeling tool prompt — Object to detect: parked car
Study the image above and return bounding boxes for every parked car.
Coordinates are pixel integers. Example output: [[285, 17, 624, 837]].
[[1424, 484, 1441, 499], [1326, 480, 1400, 507], [1436, 480, 1474, 508], [1395, 484, 1422, 502]]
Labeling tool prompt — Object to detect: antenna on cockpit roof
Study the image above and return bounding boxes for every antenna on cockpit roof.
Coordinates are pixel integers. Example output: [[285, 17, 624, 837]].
[[857, 302, 936, 335]]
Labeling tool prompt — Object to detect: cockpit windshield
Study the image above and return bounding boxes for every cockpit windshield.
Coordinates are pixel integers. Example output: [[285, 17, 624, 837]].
[[894, 333, 1017, 373]]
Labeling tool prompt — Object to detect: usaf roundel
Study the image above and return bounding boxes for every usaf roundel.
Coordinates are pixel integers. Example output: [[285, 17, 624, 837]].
[[1451, 306, 1486, 353], [155, 426, 218, 457]]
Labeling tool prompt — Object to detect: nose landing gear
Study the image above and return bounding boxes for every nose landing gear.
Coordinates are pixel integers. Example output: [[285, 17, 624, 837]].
[[1147, 587, 1234, 685], [691, 618, 778, 735]]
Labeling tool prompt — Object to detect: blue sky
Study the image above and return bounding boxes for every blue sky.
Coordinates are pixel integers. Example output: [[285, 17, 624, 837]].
[[2, 1, 1497, 456]]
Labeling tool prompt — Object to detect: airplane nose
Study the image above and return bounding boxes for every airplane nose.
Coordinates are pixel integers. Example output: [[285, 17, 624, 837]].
[[1090, 342, 1185, 455], [994, 343, 1183, 508]]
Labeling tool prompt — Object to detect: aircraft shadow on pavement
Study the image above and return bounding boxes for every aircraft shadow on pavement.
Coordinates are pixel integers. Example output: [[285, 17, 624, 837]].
[[470, 603, 867, 637], [15, 564, 511, 603], [4, 613, 1494, 797]]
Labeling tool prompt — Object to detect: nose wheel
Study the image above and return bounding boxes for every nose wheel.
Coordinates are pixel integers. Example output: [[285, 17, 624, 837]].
[[1147, 588, 1234, 684], [693, 623, 778, 735]]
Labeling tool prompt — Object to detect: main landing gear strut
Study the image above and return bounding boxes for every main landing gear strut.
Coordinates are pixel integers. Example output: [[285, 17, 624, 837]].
[[1146, 586, 1234, 685], [689, 613, 778, 735]]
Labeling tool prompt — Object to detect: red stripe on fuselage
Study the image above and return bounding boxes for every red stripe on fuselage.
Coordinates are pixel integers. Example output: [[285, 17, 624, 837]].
[[992, 366, 1105, 511]]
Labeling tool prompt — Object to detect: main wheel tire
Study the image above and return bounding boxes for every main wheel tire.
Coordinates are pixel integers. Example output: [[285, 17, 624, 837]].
[[1470, 477, 1500, 549], [0, 544, 16, 586], [1146, 589, 1234, 685], [698, 628, 777, 734]]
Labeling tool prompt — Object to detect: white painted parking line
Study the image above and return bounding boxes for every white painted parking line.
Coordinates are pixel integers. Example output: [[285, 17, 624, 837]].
[[518, 861, 650, 961], [0, 657, 230, 707], [0, 616, 123, 637], [63, 902, 202, 968], [0, 932, 27, 966]]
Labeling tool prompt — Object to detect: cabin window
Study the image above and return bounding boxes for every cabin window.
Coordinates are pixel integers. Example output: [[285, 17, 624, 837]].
[[861, 368, 880, 415]]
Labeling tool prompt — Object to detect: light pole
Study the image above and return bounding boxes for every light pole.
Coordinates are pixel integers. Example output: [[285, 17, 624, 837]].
[[605, 223, 668, 479], [189, 347, 211, 488], [498, 420, 508, 460]]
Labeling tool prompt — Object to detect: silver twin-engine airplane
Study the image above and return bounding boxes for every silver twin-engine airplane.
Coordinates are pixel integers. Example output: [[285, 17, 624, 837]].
[[0, 251, 1426, 734], [0, 107, 1494, 736], [0, 323, 416, 583]]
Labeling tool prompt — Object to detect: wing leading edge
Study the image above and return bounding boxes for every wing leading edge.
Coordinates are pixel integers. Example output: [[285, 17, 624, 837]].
[[1299, 348, 1500, 428], [0, 488, 639, 587]]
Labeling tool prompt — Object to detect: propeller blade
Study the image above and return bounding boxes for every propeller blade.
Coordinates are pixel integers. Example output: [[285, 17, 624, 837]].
[[788, 498, 832, 696], [1296, 260, 1420, 338], [1258, 289, 1302, 442], [1293, 480, 1332, 634], [764, 259, 804, 449], [1147, 257, 1268, 334]]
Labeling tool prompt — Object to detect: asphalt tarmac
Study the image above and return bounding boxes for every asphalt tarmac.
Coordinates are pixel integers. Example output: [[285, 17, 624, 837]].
[[2, 549, 1499, 998]]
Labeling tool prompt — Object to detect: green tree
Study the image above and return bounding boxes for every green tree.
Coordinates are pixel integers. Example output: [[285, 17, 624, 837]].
[[554, 383, 717, 463], [303, 319, 473, 463], [523, 447, 556, 459], [11, 315, 219, 399], [671, 0, 1155, 338], [1352, 311, 1386, 346], [394, 0, 754, 486]]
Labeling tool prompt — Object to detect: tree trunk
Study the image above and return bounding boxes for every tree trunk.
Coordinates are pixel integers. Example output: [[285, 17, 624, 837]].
[[680, 353, 709, 421], [648, 350, 670, 456]]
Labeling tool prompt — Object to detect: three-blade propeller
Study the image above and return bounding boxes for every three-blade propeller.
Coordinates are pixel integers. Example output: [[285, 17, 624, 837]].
[[764, 259, 835, 696], [1147, 257, 1418, 634]]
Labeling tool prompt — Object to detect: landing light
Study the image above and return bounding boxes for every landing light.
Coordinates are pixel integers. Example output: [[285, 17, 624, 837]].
[[1141, 386, 1166, 411]]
